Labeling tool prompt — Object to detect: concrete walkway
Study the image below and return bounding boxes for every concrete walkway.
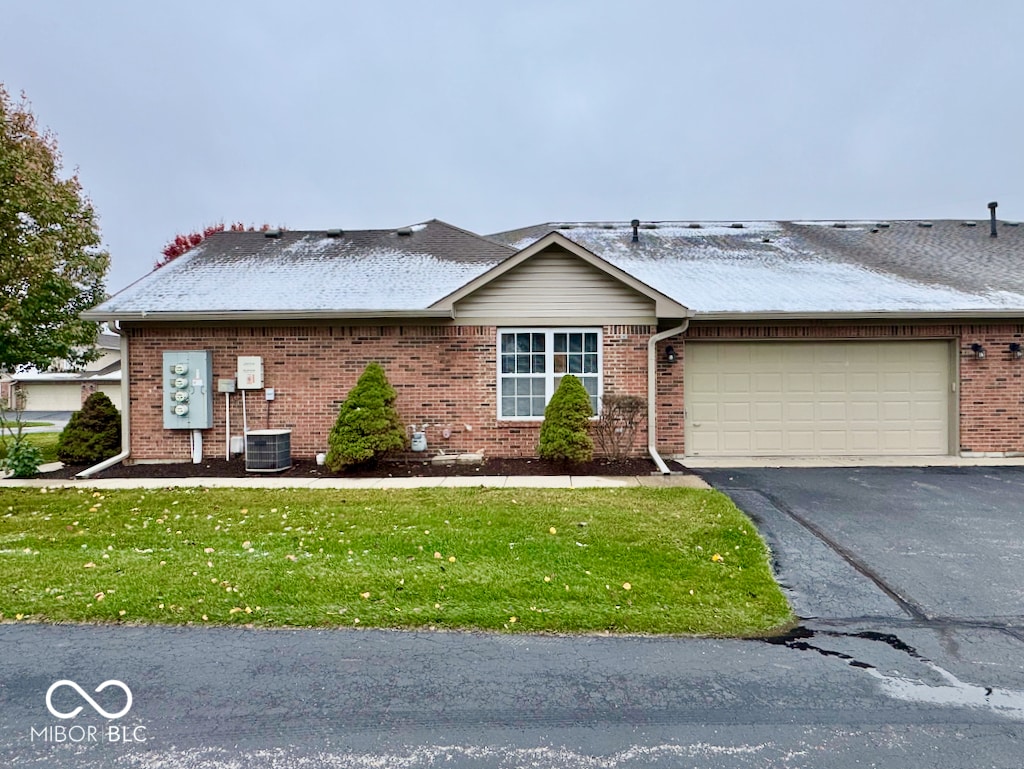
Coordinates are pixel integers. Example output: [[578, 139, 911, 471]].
[[0, 472, 710, 490]]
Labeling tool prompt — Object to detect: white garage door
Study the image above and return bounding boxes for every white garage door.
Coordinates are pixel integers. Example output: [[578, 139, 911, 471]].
[[685, 341, 952, 457]]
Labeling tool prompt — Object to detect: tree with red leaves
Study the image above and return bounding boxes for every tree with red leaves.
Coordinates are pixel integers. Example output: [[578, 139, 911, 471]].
[[155, 222, 275, 269]]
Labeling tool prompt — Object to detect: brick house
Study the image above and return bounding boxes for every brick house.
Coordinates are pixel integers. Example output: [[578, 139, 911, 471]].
[[83, 215, 1024, 468]]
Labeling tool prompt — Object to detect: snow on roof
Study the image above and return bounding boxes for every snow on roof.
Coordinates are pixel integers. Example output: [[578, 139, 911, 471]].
[[91, 218, 1024, 319], [94, 221, 513, 316], [490, 220, 1024, 314]]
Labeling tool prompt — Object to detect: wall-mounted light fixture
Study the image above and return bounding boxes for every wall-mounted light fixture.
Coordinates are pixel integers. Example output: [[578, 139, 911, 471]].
[[665, 345, 677, 363], [1010, 342, 1023, 359], [971, 343, 987, 360]]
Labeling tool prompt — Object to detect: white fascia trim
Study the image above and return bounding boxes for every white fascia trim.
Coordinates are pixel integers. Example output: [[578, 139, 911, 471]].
[[81, 309, 456, 323]]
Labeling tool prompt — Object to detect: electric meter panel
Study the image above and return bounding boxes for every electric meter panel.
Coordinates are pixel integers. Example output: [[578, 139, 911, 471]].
[[162, 351, 213, 430]]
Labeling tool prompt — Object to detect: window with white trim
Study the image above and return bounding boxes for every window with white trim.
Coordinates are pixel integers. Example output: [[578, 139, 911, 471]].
[[498, 328, 601, 419]]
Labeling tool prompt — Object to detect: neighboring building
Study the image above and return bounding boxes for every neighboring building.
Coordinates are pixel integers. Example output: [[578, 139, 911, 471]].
[[83, 216, 1024, 464], [2, 332, 122, 412]]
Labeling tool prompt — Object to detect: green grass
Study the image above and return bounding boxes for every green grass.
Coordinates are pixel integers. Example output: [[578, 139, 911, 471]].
[[0, 487, 793, 636], [5, 421, 53, 428], [0, 433, 60, 463]]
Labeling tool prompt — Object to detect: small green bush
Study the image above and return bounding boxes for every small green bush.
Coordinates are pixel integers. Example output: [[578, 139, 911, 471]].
[[326, 362, 407, 471], [1, 437, 42, 478], [57, 392, 122, 465], [538, 375, 594, 464]]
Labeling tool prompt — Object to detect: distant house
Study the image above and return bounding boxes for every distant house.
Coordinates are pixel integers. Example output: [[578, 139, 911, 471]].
[[83, 216, 1024, 465], [2, 332, 122, 412]]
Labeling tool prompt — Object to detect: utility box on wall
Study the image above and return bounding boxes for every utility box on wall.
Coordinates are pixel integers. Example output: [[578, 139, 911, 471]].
[[163, 351, 214, 430]]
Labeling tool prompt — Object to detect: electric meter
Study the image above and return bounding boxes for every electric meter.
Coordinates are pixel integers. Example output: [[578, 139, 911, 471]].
[[163, 351, 213, 430]]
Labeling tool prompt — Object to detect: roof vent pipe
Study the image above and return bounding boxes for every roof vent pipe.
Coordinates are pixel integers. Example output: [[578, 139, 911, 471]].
[[631, 219, 640, 242], [988, 201, 999, 238]]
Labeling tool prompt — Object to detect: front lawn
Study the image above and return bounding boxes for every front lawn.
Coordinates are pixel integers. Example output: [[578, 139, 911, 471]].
[[0, 432, 60, 463], [0, 486, 792, 636]]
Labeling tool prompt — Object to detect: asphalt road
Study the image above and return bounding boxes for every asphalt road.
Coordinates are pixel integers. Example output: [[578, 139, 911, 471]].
[[2, 467, 1023, 767]]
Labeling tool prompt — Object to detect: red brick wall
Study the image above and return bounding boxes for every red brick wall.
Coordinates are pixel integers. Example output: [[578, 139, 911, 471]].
[[122, 320, 1024, 461], [124, 323, 660, 461], [957, 324, 1024, 454]]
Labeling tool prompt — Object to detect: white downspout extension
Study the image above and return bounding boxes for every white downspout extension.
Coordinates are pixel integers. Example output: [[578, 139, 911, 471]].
[[647, 319, 690, 475], [76, 323, 131, 478]]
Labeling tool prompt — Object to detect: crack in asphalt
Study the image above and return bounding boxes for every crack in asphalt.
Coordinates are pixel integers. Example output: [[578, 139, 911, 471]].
[[711, 479, 1024, 723], [759, 627, 1024, 722], [718, 485, 929, 622]]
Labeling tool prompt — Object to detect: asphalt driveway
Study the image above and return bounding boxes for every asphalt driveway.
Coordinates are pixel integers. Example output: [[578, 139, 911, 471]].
[[697, 466, 1024, 625]]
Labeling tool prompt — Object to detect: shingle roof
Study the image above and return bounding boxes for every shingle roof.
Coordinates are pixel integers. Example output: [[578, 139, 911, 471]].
[[89, 217, 1024, 321], [487, 220, 1024, 315], [90, 220, 514, 318]]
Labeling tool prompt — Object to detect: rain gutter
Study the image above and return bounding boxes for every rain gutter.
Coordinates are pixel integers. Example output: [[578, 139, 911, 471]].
[[77, 324, 130, 478], [647, 319, 690, 475]]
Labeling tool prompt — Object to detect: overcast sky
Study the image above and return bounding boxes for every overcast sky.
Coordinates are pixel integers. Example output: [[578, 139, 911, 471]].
[[5, 1, 1023, 293]]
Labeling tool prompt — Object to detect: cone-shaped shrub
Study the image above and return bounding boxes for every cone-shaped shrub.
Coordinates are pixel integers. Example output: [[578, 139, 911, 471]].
[[326, 362, 407, 471], [538, 374, 594, 464], [57, 392, 122, 465]]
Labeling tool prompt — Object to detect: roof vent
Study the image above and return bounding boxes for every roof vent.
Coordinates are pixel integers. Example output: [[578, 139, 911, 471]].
[[917, 221, 933, 228], [729, 223, 744, 229], [325, 228, 345, 237], [263, 229, 282, 238], [832, 223, 848, 229], [641, 223, 658, 229], [870, 228, 880, 234], [557, 224, 575, 230], [1006, 221, 1020, 227], [630, 219, 640, 243], [600, 223, 615, 229], [989, 201, 999, 238], [761, 237, 771, 243], [876, 222, 890, 228], [960, 221, 977, 227], [395, 227, 413, 236], [687, 223, 703, 229]]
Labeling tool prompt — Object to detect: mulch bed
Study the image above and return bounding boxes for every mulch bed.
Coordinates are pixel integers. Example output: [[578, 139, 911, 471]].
[[42, 455, 688, 480]]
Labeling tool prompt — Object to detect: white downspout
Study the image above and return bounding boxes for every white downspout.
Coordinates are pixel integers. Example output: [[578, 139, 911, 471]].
[[77, 322, 131, 478], [647, 319, 690, 475]]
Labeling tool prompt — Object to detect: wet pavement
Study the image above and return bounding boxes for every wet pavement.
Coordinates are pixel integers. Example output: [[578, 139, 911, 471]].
[[1, 466, 1023, 767]]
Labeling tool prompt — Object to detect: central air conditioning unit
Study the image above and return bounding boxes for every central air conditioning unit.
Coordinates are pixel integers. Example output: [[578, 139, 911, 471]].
[[245, 429, 292, 473]]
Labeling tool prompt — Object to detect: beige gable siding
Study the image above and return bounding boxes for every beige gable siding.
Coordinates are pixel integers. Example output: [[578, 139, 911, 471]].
[[453, 247, 656, 324]]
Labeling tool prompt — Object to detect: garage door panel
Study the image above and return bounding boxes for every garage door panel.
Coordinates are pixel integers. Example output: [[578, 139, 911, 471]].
[[782, 430, 814, 452], [849, 402, 879, 421], [818, 401, 847, 421], [785, 372, 814, 392], [819, 373, 847, 393], [721, 402, 751, 423], [754, 401, 783, 422], [753, 431, 784, 452], [689, 372, 720, 394], [849, 372, 880, 393], [686, 341, 951, 457], [722, 432, 753, 452], [754, 372, 783, 393]]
